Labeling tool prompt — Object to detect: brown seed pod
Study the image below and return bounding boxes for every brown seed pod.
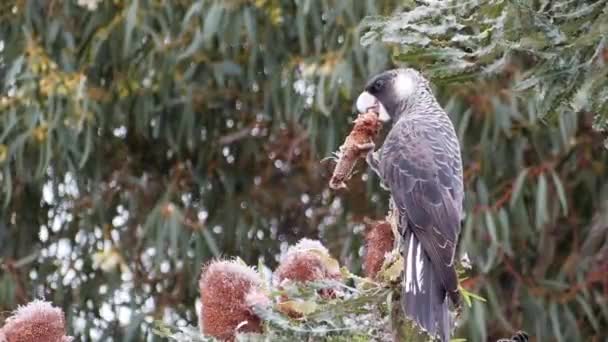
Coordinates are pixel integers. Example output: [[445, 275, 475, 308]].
[[329, 111, 382, 190], [0, 300, 73, 342], [363, 220, 395, 279], [199, 260, 265, 341]]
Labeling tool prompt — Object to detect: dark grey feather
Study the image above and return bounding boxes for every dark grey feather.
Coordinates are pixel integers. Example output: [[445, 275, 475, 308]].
[[402, 230, 450, 342], [379, 114, 463, 300]]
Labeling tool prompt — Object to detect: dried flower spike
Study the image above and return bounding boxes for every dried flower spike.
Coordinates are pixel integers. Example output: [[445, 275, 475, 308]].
[[199, 260, 265, 341], [0, 300, 73, 342], [363, 220, 395, 279], [329, 111, 382, 189]]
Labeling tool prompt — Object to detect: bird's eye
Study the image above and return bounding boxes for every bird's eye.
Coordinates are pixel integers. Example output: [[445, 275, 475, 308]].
[[371, 79, 385, 92]]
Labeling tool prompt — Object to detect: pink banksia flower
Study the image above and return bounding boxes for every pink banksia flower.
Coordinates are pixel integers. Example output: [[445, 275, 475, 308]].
[[0, 300, 73, 342], [275, 238, 341, 285], [274, 238, 342, 317], [245, 288, 272, 309], [363, 220, 395, 279], [199, 259, 266, 341]]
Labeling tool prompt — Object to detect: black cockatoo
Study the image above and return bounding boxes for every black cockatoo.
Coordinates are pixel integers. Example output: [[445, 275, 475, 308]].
[[356, 68, 464, 341]]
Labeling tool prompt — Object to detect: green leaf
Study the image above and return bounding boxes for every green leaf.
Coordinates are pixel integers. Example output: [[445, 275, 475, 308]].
[[510, 168, 528, 208], [202, 228, 220, 257], [476, 179, 490, 206], [123, 0, 139, 57], [513, 74, 542, 92], [202, 4, 223, 42], [549, 302, 564, 342], [278, 300, 318, 316], [497, 208, 513, 255], [551, 170, 568, 215], [360, 31, 379, 46], [459, 286, 487, 308], [380, 254, 404, 283], [484, 211, 498, 243], [178, 29, 204, 61], [3, 55, 24, 86], [457, 108, 472, 142], [576, 294, 600, 333], [535, 173, 548, 230], [182, 1, 203, 31]]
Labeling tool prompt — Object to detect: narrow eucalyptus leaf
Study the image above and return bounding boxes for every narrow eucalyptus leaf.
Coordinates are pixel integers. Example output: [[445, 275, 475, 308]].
[[510, 169, 529, 209], [123, 0, 139, 57], [535, 173, 548, 230], [551, 170, 568, 215]]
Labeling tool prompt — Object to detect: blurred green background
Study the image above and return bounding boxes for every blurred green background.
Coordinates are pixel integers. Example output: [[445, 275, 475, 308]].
[[0, 0, 607, 341]]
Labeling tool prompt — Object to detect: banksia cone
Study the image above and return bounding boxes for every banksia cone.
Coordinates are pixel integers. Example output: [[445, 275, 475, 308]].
[[244, 287, 272, 309], [274, 239, 342, 317], [363, 220, 395, 279], [0, 300, 73, 342], [275, 239, 341, 285], [199, 260, 266, 341], [329, 110, 382, 190]]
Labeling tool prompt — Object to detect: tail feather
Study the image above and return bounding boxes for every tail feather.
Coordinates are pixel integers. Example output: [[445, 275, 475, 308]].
[[402, 231, 450, 341]]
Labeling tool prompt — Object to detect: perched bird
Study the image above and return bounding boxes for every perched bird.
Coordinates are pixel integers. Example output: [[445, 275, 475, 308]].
[[355, 68, 464, 341]]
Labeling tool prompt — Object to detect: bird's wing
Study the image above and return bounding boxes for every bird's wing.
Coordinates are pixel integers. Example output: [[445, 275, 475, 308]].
[[379, 116, 463, 295]]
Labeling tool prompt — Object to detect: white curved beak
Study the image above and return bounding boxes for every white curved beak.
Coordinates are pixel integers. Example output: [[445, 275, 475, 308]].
[[356, 91, 391, 122]]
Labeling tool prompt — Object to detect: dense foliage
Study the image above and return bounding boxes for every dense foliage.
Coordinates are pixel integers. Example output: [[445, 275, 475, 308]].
[[361, 1, 608, 341], [0, 0, 606, 341], [362, 0, 608, 131]]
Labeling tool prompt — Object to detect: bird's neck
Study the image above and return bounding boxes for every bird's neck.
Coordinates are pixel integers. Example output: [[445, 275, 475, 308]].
[[396, 89, 445, 119]]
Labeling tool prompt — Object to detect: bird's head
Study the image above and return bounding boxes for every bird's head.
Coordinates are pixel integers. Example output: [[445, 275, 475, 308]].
[[355, 68, 430, 122]]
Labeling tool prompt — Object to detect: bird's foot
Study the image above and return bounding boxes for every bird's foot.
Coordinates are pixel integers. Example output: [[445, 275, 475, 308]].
[[329, 180, 348, 190], [355, 142, 375, 153], [365, 149, 381, 175]]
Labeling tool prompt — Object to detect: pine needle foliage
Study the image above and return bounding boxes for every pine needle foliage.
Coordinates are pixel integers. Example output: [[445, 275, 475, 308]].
[[361, 0, 608, 132], [360, 1, 608, 341]]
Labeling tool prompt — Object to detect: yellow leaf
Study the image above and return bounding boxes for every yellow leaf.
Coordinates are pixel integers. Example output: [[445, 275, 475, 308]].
[[308, 249, 341, 276], [33, 124, 48, 143], [92, 248, 123, 272], [278, 300, 318, 316], [0, 144, 7, 163], [381, 255, 404, 283], [254, 0, 268, 8]]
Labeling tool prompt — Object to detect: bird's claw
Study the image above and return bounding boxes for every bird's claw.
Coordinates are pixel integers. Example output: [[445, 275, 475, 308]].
[[355, 142, 375, 153], [329, 181, 348, 190], [320, 152, 341, 164], [366, 149, 381, 176]]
